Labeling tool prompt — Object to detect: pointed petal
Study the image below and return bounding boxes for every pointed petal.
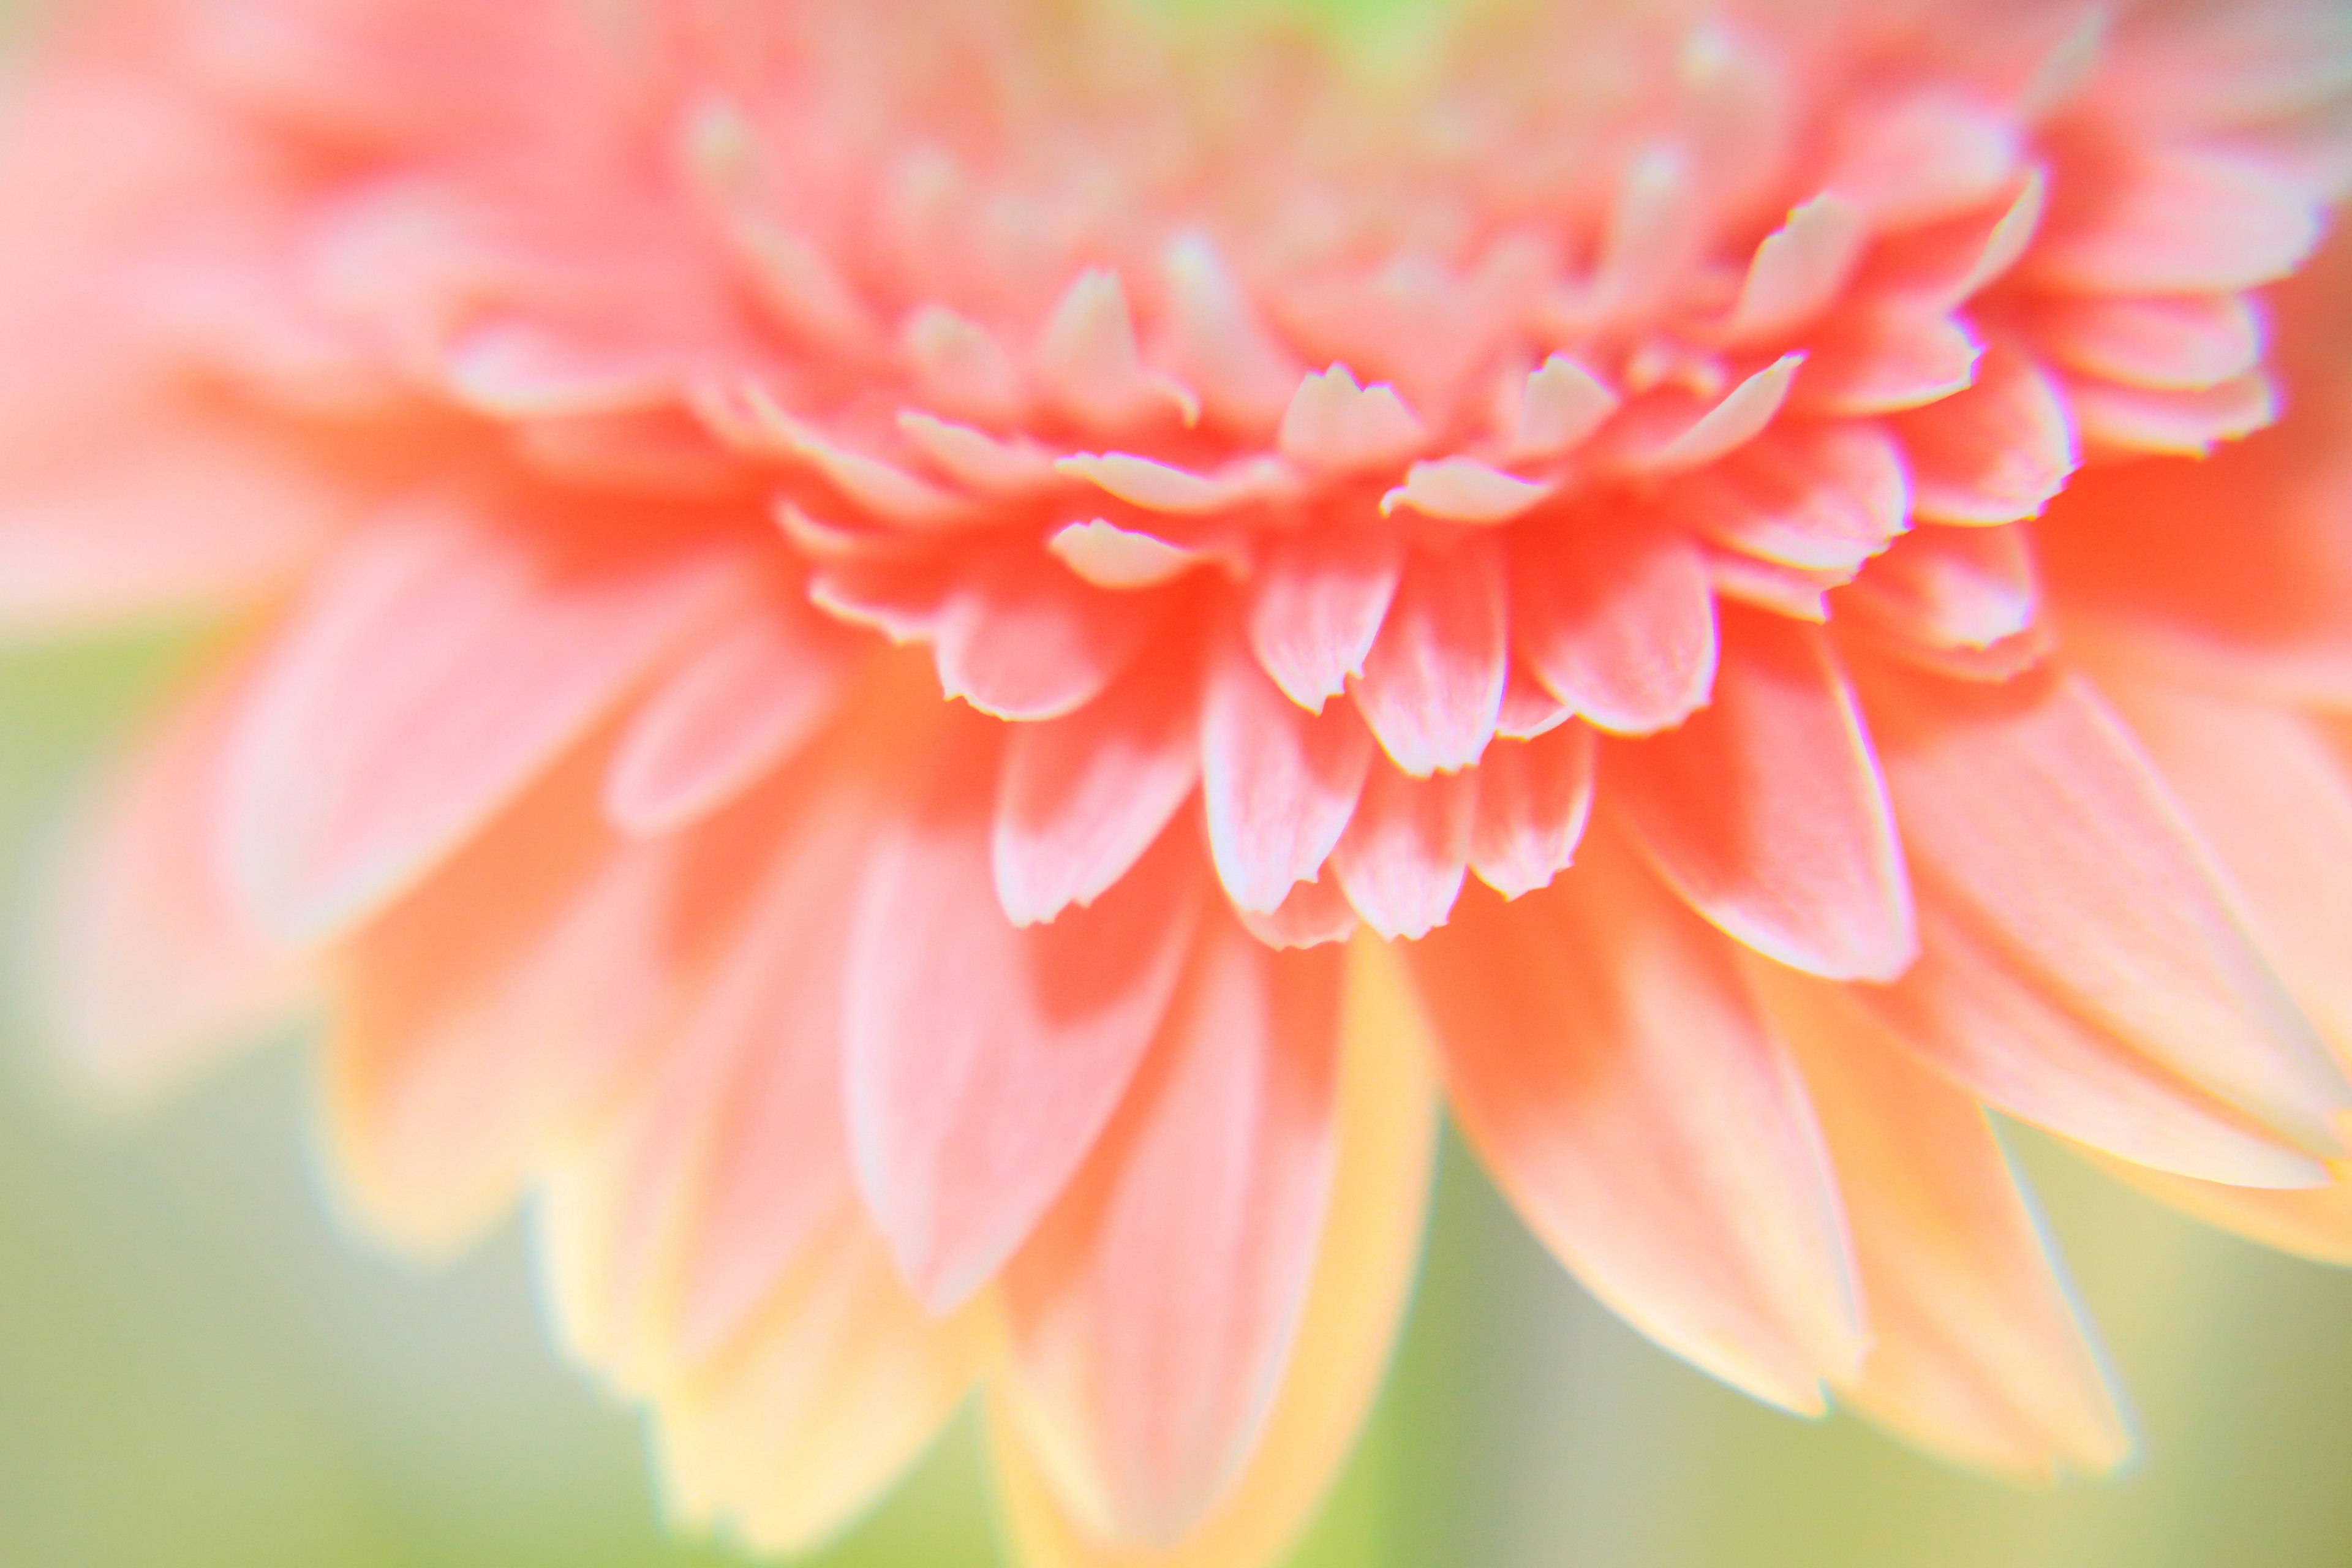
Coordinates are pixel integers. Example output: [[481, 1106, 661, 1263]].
[[1328, 763, 1474, 941], [605, 591, 857, 835], [47, 665, 306, 1106], [1613, 611, 1915, 981], [652, 1208, 980, 1555], [1469, 723, 1596, 900], [847, 730, 1204, 1310], [1003, 922, 1343, 1547], [1504, 354, 1620, 459], [1410, 832, 1861, 1411], [1202, 635, 1375, 912], [992, 933, 1441, 1568], [224, 506, 733, 940], [1895, 347, 2078, 524], [1861, 661, 2351, 1156], [1754, 964, 2132, 1479], [1246, 530, 1404, 713], [1380, 458, 1552, 524], [935, 554, 1166, 720], [1512, 524, 1717, 736], [996, 658, 1202, 925], [1616, 354, 1803, 473], [1349, 543, 1507, 776]]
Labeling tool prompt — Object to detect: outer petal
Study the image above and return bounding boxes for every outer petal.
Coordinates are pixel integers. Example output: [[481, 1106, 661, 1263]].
[[222, 503, 736, 940], [1001, 921, 1343, 1547], [1409, 829, 1861, 1411], [933, 553, 1167, 721], [1613, 610, 1915, 982], [1753, 964, 2132, 1479], [993, 933, 1441, 1568], [1348, 541, 1507, 777], [1327, 762, 1474, 941], [847, 726, 1204, 1311], [1202, 633, 1375, 913], [1861, 660, 2351, 1156], [652, 1206, 982, 1556], [1468, 722, 1596, 900]]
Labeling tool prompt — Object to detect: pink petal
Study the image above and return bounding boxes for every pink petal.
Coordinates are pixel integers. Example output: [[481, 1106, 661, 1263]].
[[1861, 661, 2351, 1156], [224, 504, 736, 941], [995, 658, 1202, 925], [1495, 655, 1574, 740], [48, 666, 304, 1105], [2064, 371, 2277, 458], [1468, 722, 1596, 899], [1002, 921, 1341, 1547], [1725, 193, 1869, 344], [1411, 835, 1861, 1412], [2030, 147, 2321, 295], [1513, 524, 1717, 736], [2030, 293, 2263, 392], [1247, 529, 1404, 713], [1502, 354, 1621, 460], [1348, 543, 1507, 776], [1612, 609, 1915, 981], [1380, 458, 1553, 524], [1895, 347, 2078, 524], [933, 553, 1167, 720], [1826, 92, 2021, 230], [1036, 268, 1187, 432], [1757, 967, 2132, 1478], [1614, 353, 1804, 473], [1842, 525, 2040, 652], [1233, 875, 1361, 951], [1668, 420, 1910, 572], [846, 734, 1204, 1310], [1793, 309, 1982, 417], [1161, 233, 1300, 433], [1861, 172, 2047, 311], [1328, 763, 1475, 940], [1275, 364, 1427, 473], [1203, 635, 1376, 912], [605, 590, 858, 836]]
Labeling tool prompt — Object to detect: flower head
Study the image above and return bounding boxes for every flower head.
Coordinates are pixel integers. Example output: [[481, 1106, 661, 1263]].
[[12, 0, 2352, 1558]]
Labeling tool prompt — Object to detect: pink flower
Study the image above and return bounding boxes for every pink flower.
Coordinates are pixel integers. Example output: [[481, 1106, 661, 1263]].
[[10, 0, 2352, 1558]]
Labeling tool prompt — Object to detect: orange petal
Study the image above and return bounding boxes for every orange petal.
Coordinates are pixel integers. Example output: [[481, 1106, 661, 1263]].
[[992, 932, 1441, 1568], [1512, 523, 1717, 736], [1410, 831, 1861, 1411], [2030, 146, 2320, 295], [1613, 609, 1915, 982], [1894, 345, 2078, 525], [1329, 761, 1474, 941], [1754, 963, 2132, 1479], [1203, 633, 1374, 913], [1246, 529, 1404, 714], [1468, 722, 1596, 900], [934, 552, 1167, 720]]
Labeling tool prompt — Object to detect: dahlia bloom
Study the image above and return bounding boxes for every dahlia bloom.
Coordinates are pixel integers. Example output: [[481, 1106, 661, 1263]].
[[10, 0, 2352, 1558]]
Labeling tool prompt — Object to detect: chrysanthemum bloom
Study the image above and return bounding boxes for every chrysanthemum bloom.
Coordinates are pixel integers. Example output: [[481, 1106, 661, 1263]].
[[10, 0, 2352, 1558]]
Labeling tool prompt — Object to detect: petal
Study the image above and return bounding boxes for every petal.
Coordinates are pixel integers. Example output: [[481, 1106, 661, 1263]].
[[1232, 876, 1360, 952], [1380, 458, 1553, 524], [846, 729, 1205, 1310], [1348, 542, 1507, 776], [1409, 832, 1861, 1411], [1753, 964, 2131, 1479], [996, 657, 1202, 925], [992, 933, 1441, 1568], [2030, 147, 2321, 295], [1668, 420, 1910, 571], [1826, 92, 2020, 230], [1793, 309, 1981, 417], [1246, 529, 1404, 713], [2064, 371, 2277, 458], [605, 589, 858, 835], [1002, 922, 1343, 1547], [652, 1207, 981, 1556], [2099, 676, 2352, 1071], [1861, 661, 2351, 1157], [328, 753, 681, 1254], [1275, 364, 1425, 473], [1613, 611, 1915, 982], [935, 554, 1167, 721], [1613, 354, 1804, 473], [1328, 762, 1474, 941], [224, 505, 734, 940], [1894, 347, 2078, 525], [2098, 1156, 2352, 1267], [2030, 293, 2263, 392], [1725, 193, 1869, 344], [1202, 635, 1376, 913], [1512, 523, 1717, 736], [47, 663, 306, 1106], [1840, 524, 2040, 652], [1468, 722, 1597, 900]]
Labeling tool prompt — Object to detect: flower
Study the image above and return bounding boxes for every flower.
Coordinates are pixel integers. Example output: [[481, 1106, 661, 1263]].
[[9, 0, 2352, 1559]]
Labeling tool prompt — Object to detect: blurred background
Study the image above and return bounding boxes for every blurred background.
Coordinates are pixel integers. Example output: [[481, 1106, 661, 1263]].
[[7, 637, 2352, 1568]]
